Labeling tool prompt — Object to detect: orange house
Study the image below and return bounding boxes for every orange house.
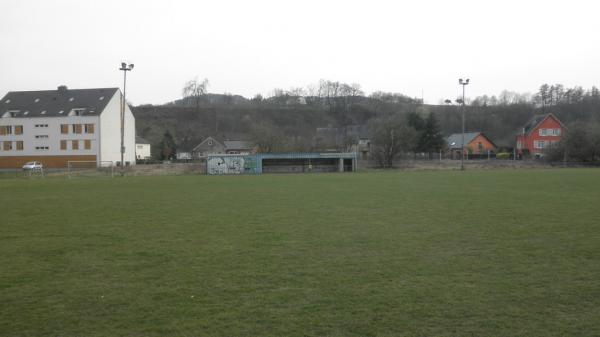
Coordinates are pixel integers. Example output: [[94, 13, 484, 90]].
[[446, 132, 497, 159], [516, 113, 565, 158]]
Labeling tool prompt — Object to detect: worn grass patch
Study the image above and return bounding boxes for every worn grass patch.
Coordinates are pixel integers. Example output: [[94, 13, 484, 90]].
[[1, 169, 599, 336]]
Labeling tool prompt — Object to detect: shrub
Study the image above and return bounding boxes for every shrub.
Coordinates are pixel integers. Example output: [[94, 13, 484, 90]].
[[496, 152, 511, 160]]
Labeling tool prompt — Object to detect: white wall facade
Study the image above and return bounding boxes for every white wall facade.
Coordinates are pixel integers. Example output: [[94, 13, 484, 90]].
[[0, 89, 136, 167], [99, 91, 136, 165], [0, 116, 100, 156], [136, 143, 151, 160]]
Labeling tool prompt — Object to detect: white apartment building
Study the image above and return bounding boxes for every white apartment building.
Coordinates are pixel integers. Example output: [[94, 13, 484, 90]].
[[0, 86, 135, 169]]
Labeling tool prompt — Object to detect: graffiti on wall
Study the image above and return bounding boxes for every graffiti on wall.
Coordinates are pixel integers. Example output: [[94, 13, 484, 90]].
[[207, 155, 257, 175]]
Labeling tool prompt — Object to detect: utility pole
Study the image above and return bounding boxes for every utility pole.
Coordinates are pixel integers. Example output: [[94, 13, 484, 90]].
[[119, 62, 134, 175], [459, 78, 470, 171]]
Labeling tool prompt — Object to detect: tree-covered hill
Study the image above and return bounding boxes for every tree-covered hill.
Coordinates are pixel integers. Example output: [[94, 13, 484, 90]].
[[133, 81, 600, 159]]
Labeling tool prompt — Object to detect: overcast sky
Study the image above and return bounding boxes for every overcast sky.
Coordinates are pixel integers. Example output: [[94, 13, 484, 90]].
[[2, 0, 599, 105]]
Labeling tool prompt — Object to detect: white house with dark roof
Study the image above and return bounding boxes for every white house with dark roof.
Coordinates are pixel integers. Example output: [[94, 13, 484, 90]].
[[0, 85, 135, 168], [135, 136, 151, 160]]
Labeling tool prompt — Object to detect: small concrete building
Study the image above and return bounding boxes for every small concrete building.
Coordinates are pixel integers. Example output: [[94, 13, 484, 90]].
[[176, 151, 192, 161], [135, 136, 151, 160], [206, 152, 357, 175]]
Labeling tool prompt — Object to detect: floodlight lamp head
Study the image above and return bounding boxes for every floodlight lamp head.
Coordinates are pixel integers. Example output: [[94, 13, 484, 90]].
[[129, 64, 134, 70], [466, 79, 470, 84], [459, 78, 463, 84], [121, 62, 127, 68]]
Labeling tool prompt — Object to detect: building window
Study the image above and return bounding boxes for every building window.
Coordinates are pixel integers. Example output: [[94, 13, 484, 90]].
[[555, 128, 561, 136], [61, 124, 69, 134], [3, 141, 12, 150], [16, 141, 23, 150], [72, 124, 82, 134], [2, 111, 18, 118], [539, 129, 546, 136], [60, 140, 67, 150], [1, 125, 13, 135], [0, 126, 7, 135], [35, 146, 49, 150], [84, 124, 94, 134], [84, 139, 91, 150], [15, 125, 23, 135], [35, 124, 48, 128], [72, 140, 79, 150], [534, 140, 546, 149], [69, 108, 85, 116], [35, 135, 49, 139], [517, 140, 522, 149]]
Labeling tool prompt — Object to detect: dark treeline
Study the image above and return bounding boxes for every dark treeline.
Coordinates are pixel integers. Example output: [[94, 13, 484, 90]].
[[133, 79, 600, 162]]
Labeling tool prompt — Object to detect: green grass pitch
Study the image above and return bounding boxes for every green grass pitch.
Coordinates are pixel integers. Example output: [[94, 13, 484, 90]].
[[1, 169, 599, 336]]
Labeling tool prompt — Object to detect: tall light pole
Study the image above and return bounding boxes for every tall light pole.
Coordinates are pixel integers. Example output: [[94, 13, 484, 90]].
[[119, 62, 134, 174], [459, 78, 469, 171]]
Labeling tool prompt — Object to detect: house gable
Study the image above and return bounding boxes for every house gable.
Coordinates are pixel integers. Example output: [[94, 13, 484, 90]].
[[522, 113, 565, 136], [466, 133, 497, 153], [192, 137, 225, 156]]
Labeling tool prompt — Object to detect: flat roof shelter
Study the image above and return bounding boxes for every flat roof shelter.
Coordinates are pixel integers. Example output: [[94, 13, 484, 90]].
[[206, 152, 356, 175]]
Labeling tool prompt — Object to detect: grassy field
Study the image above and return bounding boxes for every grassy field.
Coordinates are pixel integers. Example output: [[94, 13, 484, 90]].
[[1, 169, 599, 336]]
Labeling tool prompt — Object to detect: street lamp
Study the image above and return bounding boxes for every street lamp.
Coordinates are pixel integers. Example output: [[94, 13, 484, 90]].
[[458, 78, 469, 171], [119, 62, 134, 174]]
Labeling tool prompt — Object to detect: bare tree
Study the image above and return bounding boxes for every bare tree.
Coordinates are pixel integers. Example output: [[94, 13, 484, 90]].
[[287, 87, 306, 97], [250, 122, 286, 153], [369, 116, 417, 167], [182, 77, 209, 109]]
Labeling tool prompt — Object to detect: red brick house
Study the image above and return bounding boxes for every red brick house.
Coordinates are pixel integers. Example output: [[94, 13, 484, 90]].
[[516, 113, 565, 158]]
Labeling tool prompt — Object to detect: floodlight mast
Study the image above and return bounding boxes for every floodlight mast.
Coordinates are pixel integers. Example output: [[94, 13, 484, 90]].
[[459, 78, 470, 170], [119, 62, 134, 175]]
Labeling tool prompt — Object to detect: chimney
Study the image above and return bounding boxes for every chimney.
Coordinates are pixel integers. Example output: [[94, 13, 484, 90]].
[[57, 85, 68, 92]]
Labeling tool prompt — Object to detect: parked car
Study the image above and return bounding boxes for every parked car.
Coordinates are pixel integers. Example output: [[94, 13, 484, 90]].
[[22, 161, 43, 171]]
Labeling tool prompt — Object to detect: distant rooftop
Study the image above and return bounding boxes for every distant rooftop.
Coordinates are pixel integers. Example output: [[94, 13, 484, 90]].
[[224, 140, 253, 150], [446, 132, 481, 149], [519, 113, 560, 135], [136, 136, 150, 144], [1, 86, 119, 118]]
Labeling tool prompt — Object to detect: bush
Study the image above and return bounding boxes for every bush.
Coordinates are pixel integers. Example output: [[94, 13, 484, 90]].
[[496, 152, 511, 160]]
